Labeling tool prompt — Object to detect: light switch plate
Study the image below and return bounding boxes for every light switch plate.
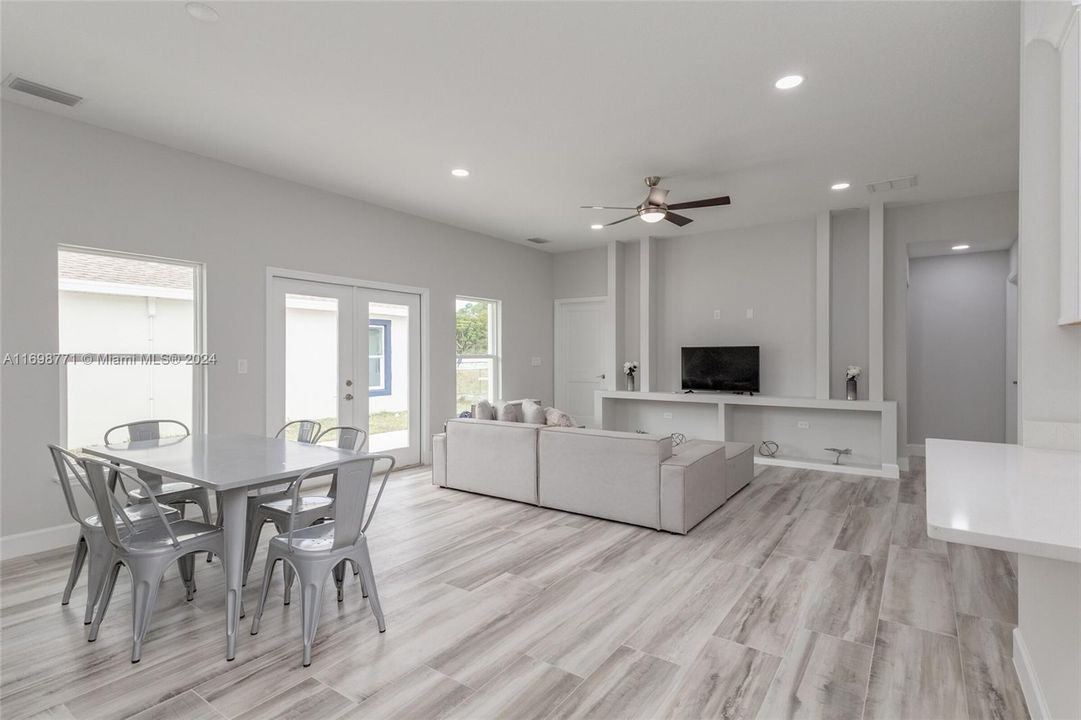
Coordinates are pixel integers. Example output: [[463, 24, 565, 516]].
[[531, 357, 542, 367], [713, 310, 721, 320], [663, 412, 673, 420], [746, 308, 754, 319], [797, 420, 809, 429], [237, 359, 248, 374]]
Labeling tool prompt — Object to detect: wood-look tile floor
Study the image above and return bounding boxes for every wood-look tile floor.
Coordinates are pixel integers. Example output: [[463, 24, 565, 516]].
[[0, 461, 1030, 720]]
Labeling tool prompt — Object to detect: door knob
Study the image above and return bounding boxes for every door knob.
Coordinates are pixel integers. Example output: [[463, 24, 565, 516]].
[[596, 374, 606, 379], [345, 393, 354, 401], [345, 379, 353, 387]]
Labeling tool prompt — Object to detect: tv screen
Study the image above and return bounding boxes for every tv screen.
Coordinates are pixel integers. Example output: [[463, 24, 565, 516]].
[[681, 346, 760, 393]]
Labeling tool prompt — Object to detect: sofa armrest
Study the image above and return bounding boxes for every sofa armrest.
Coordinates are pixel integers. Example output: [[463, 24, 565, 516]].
[[660, 440, 728, 534], [432, 433, 447, 487]]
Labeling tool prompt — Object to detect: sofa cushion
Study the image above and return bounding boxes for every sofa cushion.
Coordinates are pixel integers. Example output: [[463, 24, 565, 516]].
[[544, 407, 576, 427], [495, 401, 522, 423], [521, 399, 546, 425], [445, 419, 540, 503], [473, 400, 495, 420]]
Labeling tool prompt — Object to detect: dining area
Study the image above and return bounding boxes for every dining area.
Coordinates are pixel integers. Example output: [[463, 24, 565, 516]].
[[48, 419, 394, 669]]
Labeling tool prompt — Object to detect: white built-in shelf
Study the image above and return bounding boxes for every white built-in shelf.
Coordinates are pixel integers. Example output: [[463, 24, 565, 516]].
[[926, 438, 1081, 562], [596, 390, 899, 478]]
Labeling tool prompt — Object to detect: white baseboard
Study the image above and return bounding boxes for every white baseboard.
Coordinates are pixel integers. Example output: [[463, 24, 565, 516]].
[[0, 522, 79, 562], [906, 443, 926, 457], [1014, 627, 1050, 720]]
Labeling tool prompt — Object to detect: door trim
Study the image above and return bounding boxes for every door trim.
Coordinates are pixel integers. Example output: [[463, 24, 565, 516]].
[[554, 296, 609, 421], [265, 267, 431, 466]]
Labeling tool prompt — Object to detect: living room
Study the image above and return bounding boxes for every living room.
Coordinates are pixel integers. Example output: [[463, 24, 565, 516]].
[[1, 2, 1079, 719]]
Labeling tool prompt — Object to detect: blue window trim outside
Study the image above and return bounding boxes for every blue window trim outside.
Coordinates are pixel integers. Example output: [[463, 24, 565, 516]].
[[369, 319, 392, 397]]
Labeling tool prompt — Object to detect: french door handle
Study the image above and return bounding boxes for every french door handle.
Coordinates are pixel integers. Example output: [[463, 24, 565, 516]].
[[344, 393, 354, 401]]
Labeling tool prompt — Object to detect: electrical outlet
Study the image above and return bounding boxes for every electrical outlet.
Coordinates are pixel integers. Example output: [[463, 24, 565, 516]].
[[531, 357, 542, 367], [237, 359, 248, 375], [663, 412, 673, 420], [797, 420, 809, 429], [746, 308, 754, 319], [713, 310, 721, 320]]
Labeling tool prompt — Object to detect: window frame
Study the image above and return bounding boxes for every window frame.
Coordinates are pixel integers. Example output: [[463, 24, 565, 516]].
[[454, 295, 501, 407], [368, 318, 392, 397], [57, 245, 207, 448]]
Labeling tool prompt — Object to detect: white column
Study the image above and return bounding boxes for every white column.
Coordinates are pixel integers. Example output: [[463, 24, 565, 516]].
[[868, 201, 885, 401], [815, 211, 831, 399], [639, 237, 654, 391], [606, 240, 623, 391]]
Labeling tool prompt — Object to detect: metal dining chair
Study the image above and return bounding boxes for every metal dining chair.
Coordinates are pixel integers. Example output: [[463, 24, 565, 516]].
[[50, 444, 184, 625], [242, 425, 367, 586], [250, 454, 394, 667], [81, 457, 224, 663], [216, 420, 323, 569], [105, 420, 212, 525]]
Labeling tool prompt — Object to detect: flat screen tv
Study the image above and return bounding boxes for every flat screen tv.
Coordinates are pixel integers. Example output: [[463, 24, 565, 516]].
[[681, 346, 760, 393]]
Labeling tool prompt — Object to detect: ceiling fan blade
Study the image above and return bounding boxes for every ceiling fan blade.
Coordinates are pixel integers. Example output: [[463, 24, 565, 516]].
[[647, 187, 670, 206], [664, 212, 694, 227], [580, 205, 637, 210], [667, 195, 731, 211], [605, 215, 639, 227]]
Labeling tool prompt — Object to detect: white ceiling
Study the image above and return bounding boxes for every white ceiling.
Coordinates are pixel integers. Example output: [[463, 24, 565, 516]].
[[1, 1, 1020, 252]]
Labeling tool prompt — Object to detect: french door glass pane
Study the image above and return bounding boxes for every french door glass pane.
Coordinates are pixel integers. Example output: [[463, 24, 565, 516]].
[[369, 301, 409, 452], [284, 293, 339, 435]]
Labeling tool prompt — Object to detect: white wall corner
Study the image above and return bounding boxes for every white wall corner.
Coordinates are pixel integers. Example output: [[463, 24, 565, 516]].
[[869, 202, 885, 401], [816, 211, 831, 399], [607, 241, 624, 391]]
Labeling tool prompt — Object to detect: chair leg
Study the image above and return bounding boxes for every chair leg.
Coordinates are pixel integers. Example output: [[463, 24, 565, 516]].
[[83, 541, 115, 625], [62, 536, 87, 606], [209, 492, 224, 562], [193, 491, 214, 562], [129, 569, 164, 663], [176, 554, 196, 601], [243, 514, 267, 586], [296, 564, 329, 667], [355, 543, 385, 633], [88, 562, 122, 642], [333, 561, 346, 603], [282, 561, 295, 606], [250, 552, 278, 636]]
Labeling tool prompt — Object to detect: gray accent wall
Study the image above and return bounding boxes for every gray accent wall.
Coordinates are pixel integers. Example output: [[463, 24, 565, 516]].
[[907, 250, 1009, 444], [0, 101, 556, 538], [830, 209, 870, 400], [652, 219, 817, 396]]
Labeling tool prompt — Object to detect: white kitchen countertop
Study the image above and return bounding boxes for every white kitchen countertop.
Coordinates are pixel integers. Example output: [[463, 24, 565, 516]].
[[926, 438, 1081, 562]]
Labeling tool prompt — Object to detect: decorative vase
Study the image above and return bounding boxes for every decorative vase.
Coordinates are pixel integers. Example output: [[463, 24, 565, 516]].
[[627, 374, 635, 391], [846, 377, 857, 400]]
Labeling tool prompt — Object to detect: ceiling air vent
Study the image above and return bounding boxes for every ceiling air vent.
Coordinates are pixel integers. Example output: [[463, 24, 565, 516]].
[[525, 237, 550, 245], [5, 76, 83, 107], [867, 175, 918, 193]]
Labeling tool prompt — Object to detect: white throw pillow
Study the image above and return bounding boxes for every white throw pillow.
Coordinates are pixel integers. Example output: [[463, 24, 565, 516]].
[[544, 407, 576, 427], [521, 399, 546, 425], [473, 400, 495, 420], [496, 402, 522, 423]]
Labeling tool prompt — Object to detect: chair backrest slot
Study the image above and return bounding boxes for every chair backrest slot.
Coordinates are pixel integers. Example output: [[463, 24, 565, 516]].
[[276, 420, 322, 444]]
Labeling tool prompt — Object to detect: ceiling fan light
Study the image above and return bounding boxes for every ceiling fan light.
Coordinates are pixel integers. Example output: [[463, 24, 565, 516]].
[[640, 209, 666, 223]]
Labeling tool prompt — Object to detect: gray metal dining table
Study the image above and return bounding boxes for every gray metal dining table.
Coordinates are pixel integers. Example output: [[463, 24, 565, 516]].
[[82, 432, 358, 660]]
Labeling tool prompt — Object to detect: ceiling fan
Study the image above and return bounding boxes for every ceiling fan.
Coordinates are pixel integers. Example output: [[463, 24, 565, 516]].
[[582, 176, 731, 228]]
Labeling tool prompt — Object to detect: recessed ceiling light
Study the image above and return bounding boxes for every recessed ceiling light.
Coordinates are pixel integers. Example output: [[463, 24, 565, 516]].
[[831, 182, 851, 191], [774, 74, 804, 90], [185, 2, 219, 22], [591, 206, 603, 210], [590, 224, 604, 230], [450, 168, 470, 178], [952, 244, 970, 251]]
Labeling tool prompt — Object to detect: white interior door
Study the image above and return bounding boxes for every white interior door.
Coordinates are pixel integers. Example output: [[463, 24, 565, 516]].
[[269, 276, 422, 466], [555, 299, 608, 427]]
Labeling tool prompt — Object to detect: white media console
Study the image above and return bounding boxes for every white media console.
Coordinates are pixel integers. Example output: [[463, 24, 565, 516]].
[[595, 390, 899, 478]]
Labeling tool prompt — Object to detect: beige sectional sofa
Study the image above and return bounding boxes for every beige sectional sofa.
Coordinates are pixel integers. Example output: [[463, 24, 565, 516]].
[[432, 419, 754, 534]]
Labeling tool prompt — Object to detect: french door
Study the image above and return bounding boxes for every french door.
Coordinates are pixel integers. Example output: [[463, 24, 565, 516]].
[[268, 276, 422, 467]]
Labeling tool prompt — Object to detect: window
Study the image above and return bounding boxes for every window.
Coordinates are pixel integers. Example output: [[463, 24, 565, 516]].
[[58, 248, 204, 449], [455, 296, 500, 413], [368, 319, 391, 396]]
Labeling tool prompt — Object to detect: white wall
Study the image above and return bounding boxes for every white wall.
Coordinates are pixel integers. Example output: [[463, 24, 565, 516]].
[[552, 247, 607, 299], [652, 219, 817, 396], [830, 209, 870, 400], [621, 241, 640, 367], [907, 251, 1009, 444], [0, 101, 555, 538]]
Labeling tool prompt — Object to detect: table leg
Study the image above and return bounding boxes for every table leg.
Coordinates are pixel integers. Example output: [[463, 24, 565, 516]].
[[221, 487, 247, 661]]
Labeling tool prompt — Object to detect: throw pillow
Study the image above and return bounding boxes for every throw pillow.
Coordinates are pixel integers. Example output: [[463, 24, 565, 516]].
[[473, 399, 495, 420], [544, 407, 576, 427], [521, 399, 546, 425], [496, 402, 521, 423]]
